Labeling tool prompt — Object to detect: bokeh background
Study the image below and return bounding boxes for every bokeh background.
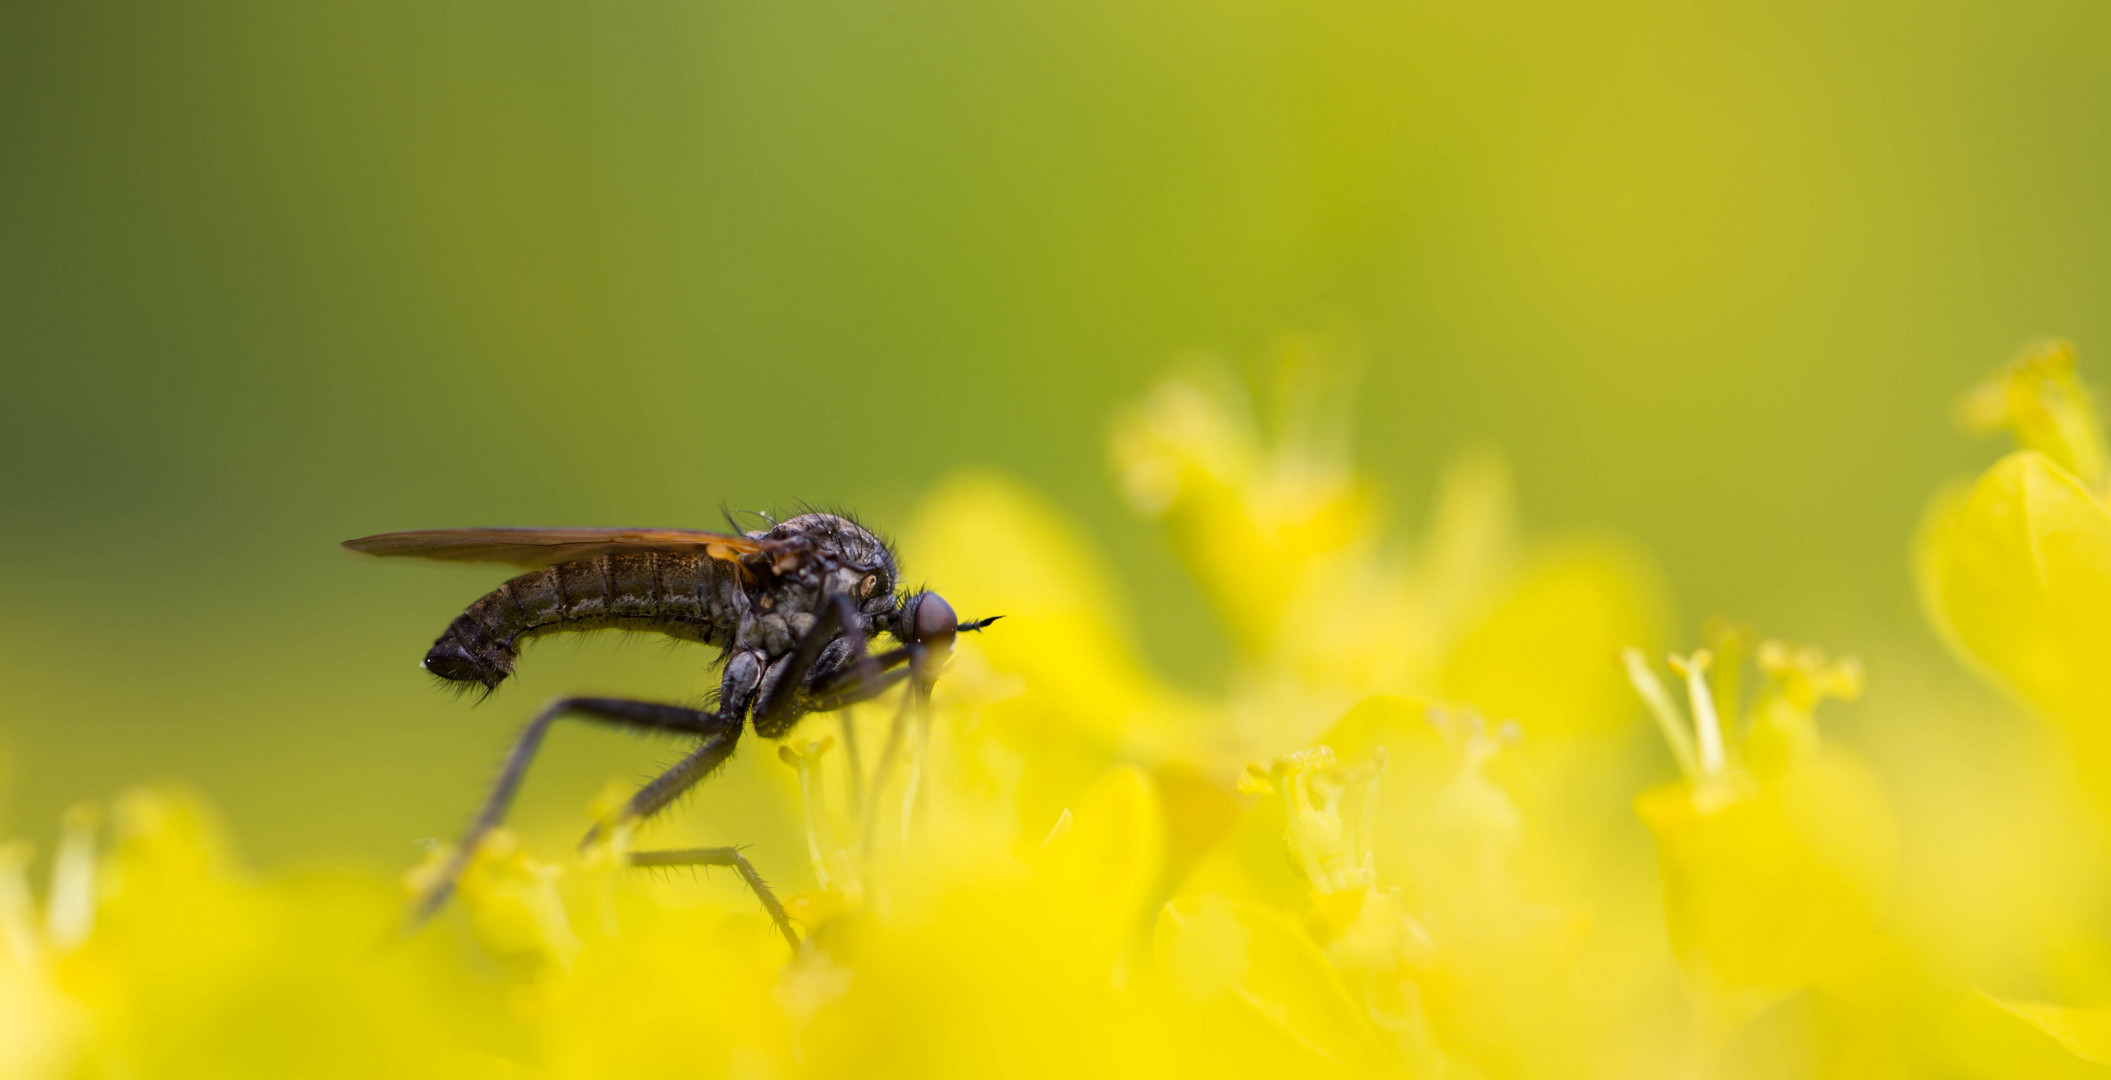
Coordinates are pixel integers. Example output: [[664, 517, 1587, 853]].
[[3, 0, 2108, 871]]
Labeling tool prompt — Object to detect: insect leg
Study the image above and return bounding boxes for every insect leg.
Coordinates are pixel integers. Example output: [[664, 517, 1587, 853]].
[[409, 696, 733, 927], [860, 651, 937, 858], [800, 643, 928, 711], [753, 594, 873, 734], [628, 846, 798, 950], [805, 666, 914, 712], [574, 726, 743, 849]]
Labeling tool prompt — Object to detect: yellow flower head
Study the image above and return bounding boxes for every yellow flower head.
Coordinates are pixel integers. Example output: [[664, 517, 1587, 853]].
[[1109, 344, 1668, 756], [1110, 341, 1375, 657], [1955, 338, 2107, 492], [37, 340, 2106, 1078], [1627, 632, 1895, 1005], [1920, 341, 2111, 810]]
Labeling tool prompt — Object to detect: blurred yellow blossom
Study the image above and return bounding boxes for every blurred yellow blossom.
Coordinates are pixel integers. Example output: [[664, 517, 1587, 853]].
[[1954, 339, 2108, 492], [1110, 342, 1670, 753], [1921, 342, 2111, 784], [1908, 341, 2111, 1077], [1627, 635, 1894, 1015], [14, 342, 2111, 1078]]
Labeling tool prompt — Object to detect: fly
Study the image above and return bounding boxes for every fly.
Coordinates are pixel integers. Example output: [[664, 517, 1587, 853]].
[[343, 512, 998, 947]]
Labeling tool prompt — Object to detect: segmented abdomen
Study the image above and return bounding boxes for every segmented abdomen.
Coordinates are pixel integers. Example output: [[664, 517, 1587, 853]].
[[422, 552, 739, 688]]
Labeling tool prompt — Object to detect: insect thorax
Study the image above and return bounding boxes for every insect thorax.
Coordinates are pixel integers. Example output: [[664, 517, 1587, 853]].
[[731, 513, 901, 655]]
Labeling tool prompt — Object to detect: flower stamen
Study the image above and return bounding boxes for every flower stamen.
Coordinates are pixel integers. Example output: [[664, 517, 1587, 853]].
[[1350, 746, 1388, 883], [1246, 744, 1392, 895], [45, 803, 97, 952], [1668, 650, 1727, 776], [1956, 338, 2108, 490], [1755, 640, 1864, 713], [0, 841, 41, 970], [1040, 808, 1074, 850], [1624, 647, 1702, 780], [779, 737, 845, 892]]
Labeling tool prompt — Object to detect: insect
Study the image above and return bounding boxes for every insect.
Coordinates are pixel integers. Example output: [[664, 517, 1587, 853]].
[[343, 512, 997, 947]]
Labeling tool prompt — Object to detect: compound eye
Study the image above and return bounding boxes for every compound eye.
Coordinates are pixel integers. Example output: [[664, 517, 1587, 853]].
[[911, 592, 958, 649]]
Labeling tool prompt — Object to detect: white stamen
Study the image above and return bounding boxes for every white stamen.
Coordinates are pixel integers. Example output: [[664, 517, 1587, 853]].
[[0, 842, 42, 969], [1283, 764, 1335, 892], [1671, 651, 1727, 776], [837, 712, 866, 824], [860, 687, 919, 861], [1623, 648, 1701, 779], [779, 739, 842, 891], [1352, 747, 1387, 884], [523, 862, 582, 971], [1040, 808, 1074, 849], [46, 803, 98, 951], [899, 710, 932, 844]]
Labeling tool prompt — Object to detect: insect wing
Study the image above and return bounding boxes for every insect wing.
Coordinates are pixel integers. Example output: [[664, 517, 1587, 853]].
[[341, 527, 774, 568]]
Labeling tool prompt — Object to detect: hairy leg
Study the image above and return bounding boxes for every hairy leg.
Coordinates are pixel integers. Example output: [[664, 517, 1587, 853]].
[[574, 726, 743, 849], [409, 697, 733, 927], [628, 846, 799, 950]]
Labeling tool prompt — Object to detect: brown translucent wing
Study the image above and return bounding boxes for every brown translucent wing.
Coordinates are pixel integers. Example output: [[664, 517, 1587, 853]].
[[341, 527, 774, 568]]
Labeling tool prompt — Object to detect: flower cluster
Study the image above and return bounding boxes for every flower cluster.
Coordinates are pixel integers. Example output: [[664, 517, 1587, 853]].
[[6, 340, 2111, 1077]]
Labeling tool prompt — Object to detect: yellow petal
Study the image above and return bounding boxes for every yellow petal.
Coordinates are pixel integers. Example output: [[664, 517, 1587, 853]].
[[1636, 750, 1895, 997], [1033, 766, 1167, 966], [1918, 451, 2111, 754], [1154, 894, 1399, 1074], [1108, 358, 1375, 654], [1941, 992, 2111, 1078], [1440, 536, 1672, 738], [903, 468, 1208, 758], [1994, 997, 2111, 1066]]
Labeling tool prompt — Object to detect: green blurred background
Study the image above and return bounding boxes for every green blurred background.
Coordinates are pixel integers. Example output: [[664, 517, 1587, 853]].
[[3, 0, 2107, 867]]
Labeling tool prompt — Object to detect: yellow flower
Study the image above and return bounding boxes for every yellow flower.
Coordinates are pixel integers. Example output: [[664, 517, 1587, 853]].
[[0, 834, 89, 1080], [35, 341, 2073, 1078], [12, 348, 1692, 1079], [1908, 340, 2111, 1076], [1954, 338, 2108, 491], [1920, 341, 2111, 784], [1108, 344, 1669, 753], [1, 788, 522, 1080], [1626, 632, 1895, 1009]]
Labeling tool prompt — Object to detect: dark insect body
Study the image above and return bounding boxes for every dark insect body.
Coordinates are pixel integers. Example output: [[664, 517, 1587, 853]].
[[343, 512, 997, 947], [422, 550, 737, 689]]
